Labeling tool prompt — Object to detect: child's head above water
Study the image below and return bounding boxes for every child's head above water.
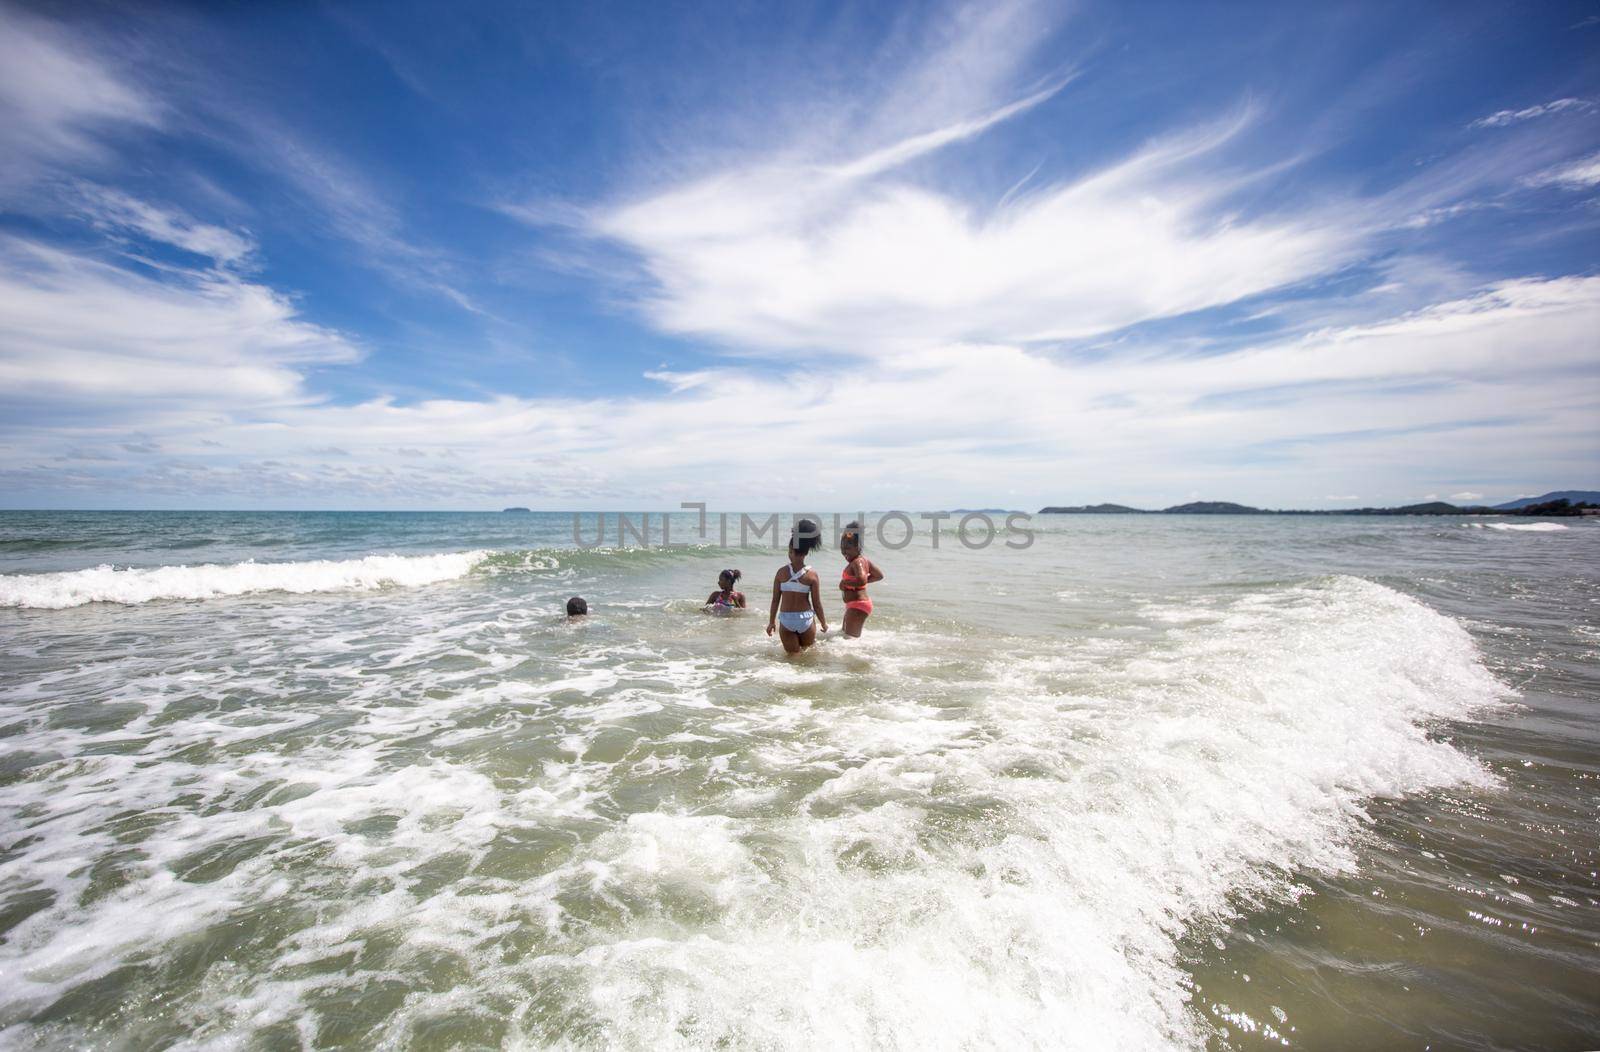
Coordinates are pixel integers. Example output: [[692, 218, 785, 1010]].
[[790, 518, 822, 560], [840, 520, 864, 557], [566, 596, 588, 617], [718, 568, 742, 590]]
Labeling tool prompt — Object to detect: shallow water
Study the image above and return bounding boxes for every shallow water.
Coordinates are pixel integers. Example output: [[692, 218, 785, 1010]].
[[0, 511, 1595, 1049]]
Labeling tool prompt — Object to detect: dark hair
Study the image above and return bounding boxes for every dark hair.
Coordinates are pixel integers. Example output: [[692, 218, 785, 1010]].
[[840, 520, 863, 551], [719, 568, 742, 585], [790, 518, 822, 557], [566, 596, 588, 616]]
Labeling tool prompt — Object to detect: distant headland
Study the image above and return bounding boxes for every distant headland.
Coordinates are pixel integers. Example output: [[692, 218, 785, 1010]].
[[502, 506, 532, 513], [1039, 491, 1600, 517]]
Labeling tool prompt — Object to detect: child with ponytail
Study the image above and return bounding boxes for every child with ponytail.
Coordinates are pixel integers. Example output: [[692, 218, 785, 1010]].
[[705, 568, 746, 613]]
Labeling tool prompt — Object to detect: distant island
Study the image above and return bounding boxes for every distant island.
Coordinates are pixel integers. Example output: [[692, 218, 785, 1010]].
[[502, 506, 532, 513], [1040, 490, 1600, 517], [1491, 490, 1600, 510]]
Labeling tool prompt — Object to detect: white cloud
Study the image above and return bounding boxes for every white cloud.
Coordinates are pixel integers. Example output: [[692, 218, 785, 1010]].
[[826, 79, 1070, 183], [7, 273, 1594, 508], [592, 112, 1362, 354], [1468, 97, 1592, 129], [1449, 492, 1483, 502], [0, 2, 480, 313], [517, 0, 1385, 358], [1399, 201, 1493, 229], [569, 42, 1600, 363], [0, 233, 356, 408], [310, 275, 1600, 498], [73, 185, 255, 265], [1524, 150, 1600, 190], [860, 0, 1064, 142], [0, 5, 159, 186], [1198, 277, 1600, 388]]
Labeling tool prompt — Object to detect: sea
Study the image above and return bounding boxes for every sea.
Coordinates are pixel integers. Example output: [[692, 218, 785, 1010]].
[[0, 510, 1595, 1050]]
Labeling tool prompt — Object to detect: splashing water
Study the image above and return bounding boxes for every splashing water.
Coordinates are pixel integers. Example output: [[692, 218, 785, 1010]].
[[0, 511, 1595, 1049]]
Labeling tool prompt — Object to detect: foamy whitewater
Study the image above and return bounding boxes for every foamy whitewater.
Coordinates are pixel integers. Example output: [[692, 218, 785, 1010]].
[[1467, 521, 1571, 532], [0, 511, 1596, 1050], [0, 551, 490, 609]]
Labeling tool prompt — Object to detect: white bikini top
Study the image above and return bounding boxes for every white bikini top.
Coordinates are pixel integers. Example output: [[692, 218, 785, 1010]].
[[779, 564, 812, 593]]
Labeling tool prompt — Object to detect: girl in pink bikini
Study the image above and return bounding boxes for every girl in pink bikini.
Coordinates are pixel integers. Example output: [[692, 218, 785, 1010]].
[[838, 520, 884, 638]]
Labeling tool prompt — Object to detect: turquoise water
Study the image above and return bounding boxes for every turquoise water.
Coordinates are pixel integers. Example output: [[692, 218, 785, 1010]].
[[0, 511, 1596, 1049]]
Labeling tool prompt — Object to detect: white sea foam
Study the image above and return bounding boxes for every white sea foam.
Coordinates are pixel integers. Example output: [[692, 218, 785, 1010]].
[[0, 572, 1510, 1049], [0, 550, 491, 608], [1465, 521, 1570, 532], [505, 576, 1506, 1050]]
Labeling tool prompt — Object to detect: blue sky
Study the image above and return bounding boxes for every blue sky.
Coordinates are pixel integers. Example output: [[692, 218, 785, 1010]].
[[1, 0, 1596, 510]]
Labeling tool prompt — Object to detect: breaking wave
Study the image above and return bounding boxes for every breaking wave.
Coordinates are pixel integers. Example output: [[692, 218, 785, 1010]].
[[1481, 522, 1570, 532], [0, 551, 491, 609]]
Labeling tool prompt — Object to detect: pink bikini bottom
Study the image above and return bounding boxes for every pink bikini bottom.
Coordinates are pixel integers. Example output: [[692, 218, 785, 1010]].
[[844, 598, 873, 615]]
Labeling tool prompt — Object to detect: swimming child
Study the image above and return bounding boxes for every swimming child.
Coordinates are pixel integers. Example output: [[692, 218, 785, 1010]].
[[767, 519, 827, 653], [705, 569, 746, 613], [566, 596, 588, 617], [838, 520, 884, 638]]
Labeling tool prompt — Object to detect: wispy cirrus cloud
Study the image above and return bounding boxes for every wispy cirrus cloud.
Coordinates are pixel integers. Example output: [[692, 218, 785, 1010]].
[[1524, 150, 1600, 189], [589, 96, 1370, 355], [0, 232, 357, 411], [0, 3, 159, 187], [1468, 96, 1592, 129], [0, 5, 364, 442], [70, 184, 256, 266], [825, 78, 1072, 183], [185, 106, 492, 315], [572, 4, 1592, 361], [0, 2, 484, 317]]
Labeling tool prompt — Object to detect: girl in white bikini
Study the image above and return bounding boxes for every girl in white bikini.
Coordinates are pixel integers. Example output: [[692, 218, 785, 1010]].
[[766, 519, 828, 654]]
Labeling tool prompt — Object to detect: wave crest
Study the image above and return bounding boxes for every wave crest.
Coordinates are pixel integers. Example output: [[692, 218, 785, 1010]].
[[0, 551, 491, 609]]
